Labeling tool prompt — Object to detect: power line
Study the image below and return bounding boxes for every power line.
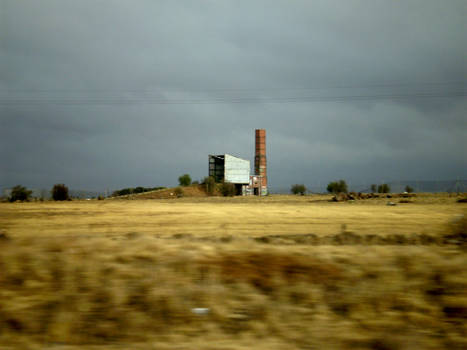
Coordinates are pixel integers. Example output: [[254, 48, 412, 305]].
[[0, 80, 464, 105], [0, 91, 464, 105], [1, 80, 464, 93]]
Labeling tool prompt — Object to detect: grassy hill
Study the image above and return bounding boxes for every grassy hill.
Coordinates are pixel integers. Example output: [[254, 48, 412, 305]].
[[111, 184, 218, 199]]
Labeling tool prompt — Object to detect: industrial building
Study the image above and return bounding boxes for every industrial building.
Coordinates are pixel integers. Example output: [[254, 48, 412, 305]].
[[208, 129, 268, 196], [208, 154, 250, 195]]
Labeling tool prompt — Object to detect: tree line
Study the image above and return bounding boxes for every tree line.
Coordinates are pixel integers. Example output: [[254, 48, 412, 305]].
[[4, 177, 415, 202], [290, 181, 414, 195], [7, 184, 72, 202]]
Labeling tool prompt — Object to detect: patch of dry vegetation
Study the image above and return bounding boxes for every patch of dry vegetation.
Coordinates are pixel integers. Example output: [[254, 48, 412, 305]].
[[0, 193, 464, 239], [0, 194, 465, 349], [1, 237, 466, 349]]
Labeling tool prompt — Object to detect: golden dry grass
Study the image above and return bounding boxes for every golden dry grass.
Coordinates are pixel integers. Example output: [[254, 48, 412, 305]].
[[1, 193, 464, 239], [0, 193, 466, 349]]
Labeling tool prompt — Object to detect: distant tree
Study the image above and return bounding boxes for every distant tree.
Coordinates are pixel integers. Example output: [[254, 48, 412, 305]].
[[118, 188, 133, 196], [339, 180, 348, 193], [291, 184, 306, 195], [178, 174, 192, 187], [327, 180, 348, 194], [220, 181, 236, 197], [203, 176, 216, 195], [52, 184, 69, 201], [405, 185, 414, 193], [192, 180, 199, 185], [134, 186, 145, 194], [9, 185, 32, 202], [378, 184, 391, 193], [174, 187, 184, 198], [370, 184, 377, 193]]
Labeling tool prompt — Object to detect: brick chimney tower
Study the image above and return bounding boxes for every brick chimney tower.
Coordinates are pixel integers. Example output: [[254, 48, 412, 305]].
[[254, 129, 267, 194]]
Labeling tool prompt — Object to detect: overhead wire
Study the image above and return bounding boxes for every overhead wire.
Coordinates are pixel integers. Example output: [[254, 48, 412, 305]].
[[0, 81, 464, 105], [2, 80, 464, 93]]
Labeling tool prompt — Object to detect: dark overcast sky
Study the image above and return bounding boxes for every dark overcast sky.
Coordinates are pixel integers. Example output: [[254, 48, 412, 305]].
[[1, 0, 466, 192]]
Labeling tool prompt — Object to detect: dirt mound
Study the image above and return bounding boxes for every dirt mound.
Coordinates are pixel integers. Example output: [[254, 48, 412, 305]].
[[118, 184, 214, 199]]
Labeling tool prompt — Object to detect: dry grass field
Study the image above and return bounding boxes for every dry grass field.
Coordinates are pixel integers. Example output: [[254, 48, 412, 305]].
[[0, 193, 466, 349]]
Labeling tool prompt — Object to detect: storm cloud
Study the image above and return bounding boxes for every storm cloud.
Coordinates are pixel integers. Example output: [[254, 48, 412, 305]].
[[1, 0, 466, 192]]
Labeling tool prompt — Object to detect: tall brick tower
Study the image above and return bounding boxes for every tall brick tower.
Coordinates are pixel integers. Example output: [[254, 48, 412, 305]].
[[254, 129, 267, 194]]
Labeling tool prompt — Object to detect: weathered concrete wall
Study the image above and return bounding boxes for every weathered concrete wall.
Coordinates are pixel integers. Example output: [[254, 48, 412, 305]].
[[224, 154, 250, 184]]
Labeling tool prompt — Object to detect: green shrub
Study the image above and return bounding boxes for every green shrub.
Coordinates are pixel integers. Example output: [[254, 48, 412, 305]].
[[203, 176, 216, 195], [291, 184, 306, 195], [405, 185, 414, 193], [220, 182, 236, 197], [9, 185, 32, 202], [370, 184, 377, 193], [51, 184, 69, 201], [178, 174, 192, 187], [378, 184, 391, 193], [174, 187, 184, 198], [327, 180, 348, 194]]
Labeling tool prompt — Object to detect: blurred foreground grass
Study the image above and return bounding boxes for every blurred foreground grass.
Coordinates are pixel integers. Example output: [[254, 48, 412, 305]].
[[0, 194, 466, 349]]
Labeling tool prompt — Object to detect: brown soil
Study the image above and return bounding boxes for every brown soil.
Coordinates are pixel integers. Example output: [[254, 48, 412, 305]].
[[113, 184, 217, 199]]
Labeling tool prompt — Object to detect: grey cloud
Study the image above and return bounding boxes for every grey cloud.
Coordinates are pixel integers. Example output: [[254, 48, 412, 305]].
[[1, 0, 466, 192]]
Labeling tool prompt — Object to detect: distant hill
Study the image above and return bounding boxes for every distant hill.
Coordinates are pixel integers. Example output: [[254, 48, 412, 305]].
[[110, 184, 213, 199]]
